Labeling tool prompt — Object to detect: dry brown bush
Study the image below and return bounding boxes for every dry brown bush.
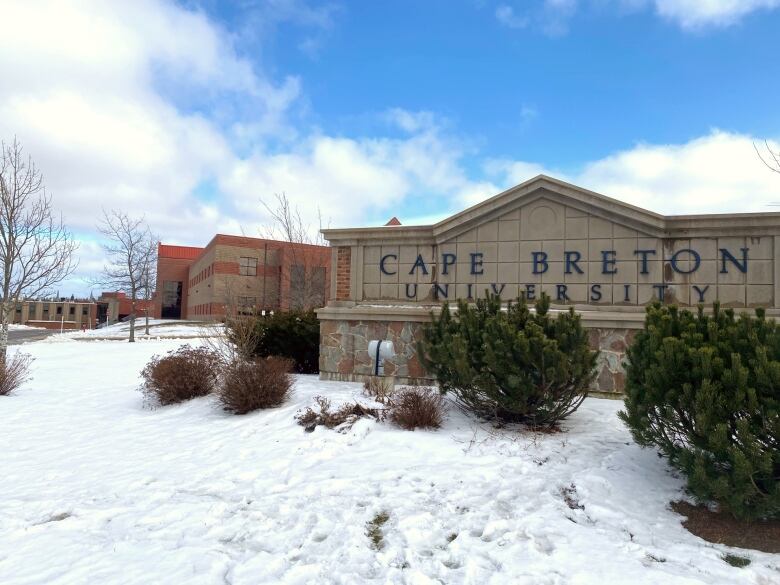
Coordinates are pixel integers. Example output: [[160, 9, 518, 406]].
[[362, 376, 393, 405], [218, 356, 293, 414], [140, 346, 220, 406], [0, 352, 33, 396], [389, 386, 445, 430], [296, 395, 386, 431]]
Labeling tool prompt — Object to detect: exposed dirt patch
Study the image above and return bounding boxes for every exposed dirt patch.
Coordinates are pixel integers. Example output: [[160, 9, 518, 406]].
[[671, 501, 780, 554]]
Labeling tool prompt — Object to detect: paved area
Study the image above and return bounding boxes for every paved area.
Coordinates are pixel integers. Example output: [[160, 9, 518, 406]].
[[8, 328, 58, 345]]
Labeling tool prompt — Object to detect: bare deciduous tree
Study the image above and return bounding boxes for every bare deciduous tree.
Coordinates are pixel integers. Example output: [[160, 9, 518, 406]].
[[96, 210, 155, 342], [259, 192, 330, 311], [755, 140, 780, 174], [201, 287, 260, 364], [0, 138, 77, 360], [139, 235, 158, 336]]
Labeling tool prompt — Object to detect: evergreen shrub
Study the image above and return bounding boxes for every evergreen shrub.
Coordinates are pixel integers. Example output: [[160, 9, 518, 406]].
[[417, 293, 597, 427], [229, 310, 319, 374], [620, 303, 780, 520]]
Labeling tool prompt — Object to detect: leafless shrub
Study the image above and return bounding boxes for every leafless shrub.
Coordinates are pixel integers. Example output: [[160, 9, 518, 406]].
[[0, 352, 33, 396], [295, 395, 386, 432], [140, 346, 220, 406], [362, 376, 394, 405], [389, 386, 445, 430], [218, 356, 293, 414]]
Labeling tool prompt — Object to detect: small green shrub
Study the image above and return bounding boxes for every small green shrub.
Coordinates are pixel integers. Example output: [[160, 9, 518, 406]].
[[417, 293, 597, 427], [229, 310, 319, 374], [620, 303, 780, 520], [218, 356, 293, 414], [140, 346, 220, 405], [722, 554, 751, 568], [366, 511, 389, 550]]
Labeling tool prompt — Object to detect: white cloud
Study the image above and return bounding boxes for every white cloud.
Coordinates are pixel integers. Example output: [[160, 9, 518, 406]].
[[495, 4, 529, 28], [653, 0, 780, 28], [484, 130, 780, 215], [0, 0, 303, 293], [221, 121, 500, 230], [0, 1, 495, 296], [495, 0, 780, 32]]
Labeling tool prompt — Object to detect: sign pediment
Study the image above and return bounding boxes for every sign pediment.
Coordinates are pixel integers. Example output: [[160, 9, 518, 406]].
[[432, 176, 666, 243], [323, 174, 780, 309]]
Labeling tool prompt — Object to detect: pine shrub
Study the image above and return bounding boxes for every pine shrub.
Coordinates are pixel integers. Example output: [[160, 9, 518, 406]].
[[619, 303, 780, 520], [229, 310, 319, 374], [418, 293, 597, 427], [140, 346, 220, 405], [218, 356, 293, 414]]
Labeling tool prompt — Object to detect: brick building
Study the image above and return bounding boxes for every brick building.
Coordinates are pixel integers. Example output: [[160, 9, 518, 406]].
[[155, 235, 331, 320], [9, 299, 97, 330], [96, 292, 156, 324]]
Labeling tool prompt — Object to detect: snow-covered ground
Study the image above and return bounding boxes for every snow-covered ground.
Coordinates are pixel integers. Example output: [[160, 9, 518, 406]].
[[61, 319, 221, 340], [8, 324, 46, 331], [1, 338, 778, 585]]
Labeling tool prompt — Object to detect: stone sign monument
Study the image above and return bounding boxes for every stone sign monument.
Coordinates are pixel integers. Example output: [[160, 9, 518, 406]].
[[318, 175, 780, 395]]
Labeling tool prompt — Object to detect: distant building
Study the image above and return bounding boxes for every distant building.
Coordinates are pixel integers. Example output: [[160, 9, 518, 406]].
[[155, 235, 331, 320], [96, 292, 156, 325], [9, 299, 97, 330]]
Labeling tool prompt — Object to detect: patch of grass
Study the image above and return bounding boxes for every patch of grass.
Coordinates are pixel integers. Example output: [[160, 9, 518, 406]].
[[722, 554, 751, 568], [366, 511, 390, 550]]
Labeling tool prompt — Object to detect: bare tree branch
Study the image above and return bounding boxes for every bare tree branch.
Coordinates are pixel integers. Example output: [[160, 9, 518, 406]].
[[0, 137, 78, 359], [93, 210, 155, 342], [754, 140, 780, 175], [259, 192, 330, 311]]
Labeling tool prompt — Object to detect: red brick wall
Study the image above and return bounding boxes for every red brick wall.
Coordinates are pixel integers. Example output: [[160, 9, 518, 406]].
[[336, 246, 351, 300], [157, 235, 332, 318]]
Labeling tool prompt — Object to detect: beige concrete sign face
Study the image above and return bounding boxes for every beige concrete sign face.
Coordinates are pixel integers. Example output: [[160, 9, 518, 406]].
[[324, 176, 780, 309]]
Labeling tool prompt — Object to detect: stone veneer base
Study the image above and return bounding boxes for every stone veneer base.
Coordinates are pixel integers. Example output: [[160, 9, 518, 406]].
[[315, 304, 679, 396]]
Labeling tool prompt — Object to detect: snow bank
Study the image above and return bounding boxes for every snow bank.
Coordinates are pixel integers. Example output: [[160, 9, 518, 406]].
[[58, 319, 221, 340], [1, 339, 778, 584]]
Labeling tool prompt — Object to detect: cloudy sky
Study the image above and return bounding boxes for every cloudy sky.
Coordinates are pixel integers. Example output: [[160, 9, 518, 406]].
[[1, 0, 779, 295]]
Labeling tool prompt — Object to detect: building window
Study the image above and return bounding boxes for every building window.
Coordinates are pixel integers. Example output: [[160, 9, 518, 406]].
[[239, 256, 257, 276], [82, 307, 88, 315], [290, 265, 306, 309], [69, 306, 75, 316], [56, 306, 62, 315], [311, 266, 327, 305], [237, 296, 257, 315], [289, 265, 327, 310]]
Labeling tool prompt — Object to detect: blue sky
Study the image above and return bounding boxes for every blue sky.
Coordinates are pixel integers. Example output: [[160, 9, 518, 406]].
[[1, 0, 780, 294]]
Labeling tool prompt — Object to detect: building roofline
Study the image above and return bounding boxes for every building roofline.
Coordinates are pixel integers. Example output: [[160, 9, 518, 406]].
[[321, 174, 780, 243]]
